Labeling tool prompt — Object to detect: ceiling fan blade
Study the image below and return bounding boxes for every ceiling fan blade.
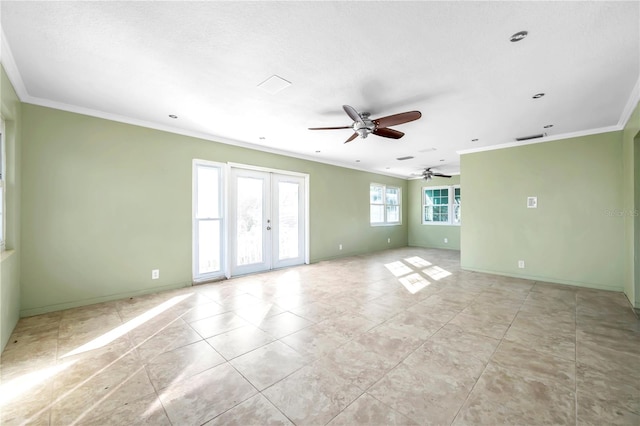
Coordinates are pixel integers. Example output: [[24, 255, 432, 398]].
[[432, 173, 452, 178], [344, 133, 359, 144], [373, 127, 404, 139], [343, 105, 364, 124], [308, 126, 352, 130], [374, 111, 422, 128]]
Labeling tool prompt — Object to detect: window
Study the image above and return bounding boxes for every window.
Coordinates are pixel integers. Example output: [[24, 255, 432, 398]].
[[370, 183, 401, 225], [423, 185, 461, 225], [0, 117, 5, 251], [193, 160, 225, 281]]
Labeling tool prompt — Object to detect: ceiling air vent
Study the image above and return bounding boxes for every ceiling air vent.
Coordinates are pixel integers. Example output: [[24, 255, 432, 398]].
[[396, 156, 414, 161], [516, 133, 546, 142]]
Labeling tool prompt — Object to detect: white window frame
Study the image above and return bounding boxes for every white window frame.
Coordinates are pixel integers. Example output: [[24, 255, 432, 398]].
[[370, 183, 402, 226], [0, 117, 5, 251], [422, 185, 461, 226], [192, 159, 226, 283]]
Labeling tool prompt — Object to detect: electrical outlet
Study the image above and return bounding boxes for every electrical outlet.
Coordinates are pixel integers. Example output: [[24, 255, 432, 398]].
[[387, 238, 391, 244], [444, 238, 448, 243], [152, 269, 160, 279], [518, 260, 525, 269], [339, 244, 342, 250]]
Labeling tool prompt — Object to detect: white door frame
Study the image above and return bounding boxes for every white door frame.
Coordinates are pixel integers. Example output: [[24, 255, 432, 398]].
[[227, 163, 309, 277]]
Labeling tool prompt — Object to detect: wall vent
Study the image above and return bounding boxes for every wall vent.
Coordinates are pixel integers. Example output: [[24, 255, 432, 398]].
[[396, 156, 414, 161], [516, 133, 546, 142]]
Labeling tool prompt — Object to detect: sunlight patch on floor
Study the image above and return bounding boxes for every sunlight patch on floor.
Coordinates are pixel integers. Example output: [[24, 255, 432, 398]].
[[0, 360, 77, 407], [62, 293, 194, 358]]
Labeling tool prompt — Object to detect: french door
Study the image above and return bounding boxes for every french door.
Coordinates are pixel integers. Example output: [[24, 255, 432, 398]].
[[230, 168, 306, 276]]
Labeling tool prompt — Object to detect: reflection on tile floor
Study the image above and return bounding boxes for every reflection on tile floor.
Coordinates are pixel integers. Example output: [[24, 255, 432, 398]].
[[1, 248, 639, 425]]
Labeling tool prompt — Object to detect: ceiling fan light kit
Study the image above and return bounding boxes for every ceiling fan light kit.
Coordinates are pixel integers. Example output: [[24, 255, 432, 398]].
[[309, 105, 422, 144]]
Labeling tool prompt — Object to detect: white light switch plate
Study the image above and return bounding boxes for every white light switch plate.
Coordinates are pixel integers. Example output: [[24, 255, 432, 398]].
[[527, 197, 537, 208]]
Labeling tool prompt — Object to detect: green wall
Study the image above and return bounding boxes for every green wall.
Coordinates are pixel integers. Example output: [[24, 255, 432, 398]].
[[624, 101, 640, 307], [408, 175, 460, 250], [461, 131, 625, 292], [20, 104, 408, 316], [0, 65, 22, 352]]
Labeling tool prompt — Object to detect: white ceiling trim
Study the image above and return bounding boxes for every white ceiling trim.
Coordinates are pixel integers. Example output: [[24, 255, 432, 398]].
[[457, 125, 622, 156], [617, 74, 640, 128], [0, 28, 28, 100]]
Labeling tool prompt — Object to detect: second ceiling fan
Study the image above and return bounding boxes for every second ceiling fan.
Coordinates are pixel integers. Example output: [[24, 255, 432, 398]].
[[309, 105, 422, 144]]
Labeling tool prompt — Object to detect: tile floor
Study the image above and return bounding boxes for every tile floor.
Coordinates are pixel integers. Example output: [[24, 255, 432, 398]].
[[1, 248, 639, 425]]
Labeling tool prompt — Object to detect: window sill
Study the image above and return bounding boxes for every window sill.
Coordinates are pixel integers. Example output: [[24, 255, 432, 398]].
[[421, 222, 461, 227], [370, 223, 402, 227], [1, 249, 15, 263]]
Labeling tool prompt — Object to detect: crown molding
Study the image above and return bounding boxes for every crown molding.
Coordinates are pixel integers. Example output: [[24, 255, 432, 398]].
[[457, 125, 622, 156], [0, 28, 29, 100], [618, 74, 640, 129]]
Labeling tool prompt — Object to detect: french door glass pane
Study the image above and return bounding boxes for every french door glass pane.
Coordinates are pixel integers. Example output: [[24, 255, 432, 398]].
[[237, 177, 263, 266], [198, 220, 220, 274], [197, 166, 220, 218], [278, 182, 299, 260]]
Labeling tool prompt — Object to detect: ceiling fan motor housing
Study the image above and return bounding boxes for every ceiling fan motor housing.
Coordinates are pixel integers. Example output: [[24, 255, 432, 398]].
[[353, 117, 375, 138]]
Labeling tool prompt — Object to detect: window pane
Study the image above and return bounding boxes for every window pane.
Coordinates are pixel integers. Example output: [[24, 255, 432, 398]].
[[424, 190, 434, 206], [454, 204, 461, 223], [370, 204, 384, 223], [278, 182, 299, 260], [370, 185, 383, 204], [423, 206, 433, 222], [198, 220, 221, 274], [386, 187, 399, 205], [197, 166, 220, 218], [386, 205, 400, 222]]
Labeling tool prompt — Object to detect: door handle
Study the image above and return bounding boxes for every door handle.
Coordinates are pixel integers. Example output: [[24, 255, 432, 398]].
[[267, 226, 272, 230]]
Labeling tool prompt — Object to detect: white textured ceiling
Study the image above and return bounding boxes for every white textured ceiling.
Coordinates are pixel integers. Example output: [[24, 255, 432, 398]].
[[2, 1, 639, 178]]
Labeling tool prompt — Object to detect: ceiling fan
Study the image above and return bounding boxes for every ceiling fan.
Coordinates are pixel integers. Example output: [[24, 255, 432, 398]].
[[309, 105, 422, 144], [416, 167, 452, 181]]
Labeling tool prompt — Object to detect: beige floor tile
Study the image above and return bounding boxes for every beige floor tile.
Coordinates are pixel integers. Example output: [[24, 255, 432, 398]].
[[132, 318, 203, 362], [77, 393, 171, 426], [380, 310, 444, 339], [206, 325, 275, 360], [280, 323, 349, 360], [205, 394, 293, 426], [257, 311, 314, 338], [263, 363, 363, 425], [420, 324, 500, 364], [355, 324, 424, 365], [145, 340, 225, 390], [158, 362, 257, 425], [188, 311, 250, 338], [491, 341, 576, 390], [289, 301, 346, 322], [179, 301, 229, 323], [449, 312, 509, 339], [576, 362, 640, 415], [327, 393, 418, 425], [230, 341, 307, 390], [51, 367, 156, 424], [503, 325, 576, 361], [368, 361, 479, 425], [577, 392, 640, 426], [452, 363, 575, 425], [234, 302, 285, 326]]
